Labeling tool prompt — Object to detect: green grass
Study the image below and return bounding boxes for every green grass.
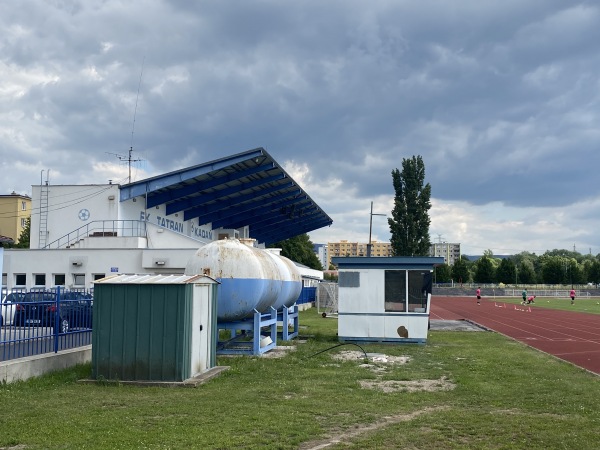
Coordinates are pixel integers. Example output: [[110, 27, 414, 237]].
[[1, 308, 599, 449], [485, 296, 600, 314]]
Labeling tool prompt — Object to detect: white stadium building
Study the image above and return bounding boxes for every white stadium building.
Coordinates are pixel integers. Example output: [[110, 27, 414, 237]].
[[2, 148, 330, 291]]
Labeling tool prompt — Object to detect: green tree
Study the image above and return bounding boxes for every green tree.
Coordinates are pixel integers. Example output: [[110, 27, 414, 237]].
[[451, 257, 471, 284], [14, 216, 31, 248], [474, 256, 495, 283], [540, 255, 568, 284], [270, 233, 323, 270], [496, 258, 517, 284], [388, 155, 431, 256], [588, 260, 600, 286], [434, 263, 452, 283], [517, 260, 536, 284]]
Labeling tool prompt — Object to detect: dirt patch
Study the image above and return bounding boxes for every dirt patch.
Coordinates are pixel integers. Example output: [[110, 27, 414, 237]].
[[359, 376, 455, 393], [332, 350, 410, 365], [299, 406, 449, 450], [260, 345, 296, 358], [330, 350, 454, 392]]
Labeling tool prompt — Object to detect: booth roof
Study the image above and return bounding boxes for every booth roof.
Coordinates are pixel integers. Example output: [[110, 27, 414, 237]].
[[332, 256, 445, 270]]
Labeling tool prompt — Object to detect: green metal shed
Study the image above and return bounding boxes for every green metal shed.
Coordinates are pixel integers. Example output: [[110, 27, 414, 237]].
[[92, 274, 219, 382]]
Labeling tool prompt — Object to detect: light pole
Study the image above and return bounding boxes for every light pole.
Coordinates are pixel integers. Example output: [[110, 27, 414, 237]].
[[367, 201, 387, 257]]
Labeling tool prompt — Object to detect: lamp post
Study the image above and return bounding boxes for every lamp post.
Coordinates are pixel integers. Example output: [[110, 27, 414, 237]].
[[367, 201, 387, 257]]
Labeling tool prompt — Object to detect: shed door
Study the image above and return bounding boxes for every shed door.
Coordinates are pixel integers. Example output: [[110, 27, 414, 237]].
[[190, 284, 207, 376]]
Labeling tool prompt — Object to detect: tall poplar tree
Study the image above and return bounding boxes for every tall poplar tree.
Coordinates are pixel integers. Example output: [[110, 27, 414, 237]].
[[388, 155, 432, 256]]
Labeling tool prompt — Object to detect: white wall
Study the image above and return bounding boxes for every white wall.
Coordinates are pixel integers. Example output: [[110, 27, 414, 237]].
[[31, 184, 120, 249], [2, 247, 199, 290]]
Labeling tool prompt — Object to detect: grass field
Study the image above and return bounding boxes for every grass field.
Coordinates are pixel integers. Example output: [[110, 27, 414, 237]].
[[484, 295, 600, 314], [1, 307, 599, 449]]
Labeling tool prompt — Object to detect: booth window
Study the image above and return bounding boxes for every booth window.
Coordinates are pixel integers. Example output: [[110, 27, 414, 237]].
[[339, 271, 360, 288], [385, 270, 406, 312], [385, 270, 432, 312], [407, 271, 430, 312]]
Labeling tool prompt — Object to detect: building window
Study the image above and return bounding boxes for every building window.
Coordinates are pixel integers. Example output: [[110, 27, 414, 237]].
[[21, 201, 27, 211], [15, 274, 26, 286], [73, 274, 85, 286], [54, 274, 66, 286], [21, 218, 26, 228], [34, 274, 46, 286], [93, 274, 106, 281]]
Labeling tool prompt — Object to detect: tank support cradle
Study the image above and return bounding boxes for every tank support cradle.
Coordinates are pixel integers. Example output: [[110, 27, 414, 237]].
[[216, 307, 278, 356], [278, 304, 299, 341]]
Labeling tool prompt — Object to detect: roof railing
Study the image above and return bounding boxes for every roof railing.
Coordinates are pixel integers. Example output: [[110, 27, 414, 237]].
[[42, 220, 147, 249]]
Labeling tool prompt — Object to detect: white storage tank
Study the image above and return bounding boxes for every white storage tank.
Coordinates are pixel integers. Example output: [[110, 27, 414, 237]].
[[184, 239, 301, 321]]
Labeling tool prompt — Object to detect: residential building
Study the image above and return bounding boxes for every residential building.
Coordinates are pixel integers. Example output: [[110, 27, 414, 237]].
[[327, 240, 392, 268], [313, 243, 328, 269], [429, 242, 461, 265], [0, 192, 31, 244]]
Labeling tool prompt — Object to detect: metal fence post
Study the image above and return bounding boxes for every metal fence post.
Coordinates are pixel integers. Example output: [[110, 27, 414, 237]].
[[54, 286, 61, 352]]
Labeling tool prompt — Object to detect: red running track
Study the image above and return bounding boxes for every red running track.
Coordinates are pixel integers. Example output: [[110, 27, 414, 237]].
[[431, 296, 600, 375]]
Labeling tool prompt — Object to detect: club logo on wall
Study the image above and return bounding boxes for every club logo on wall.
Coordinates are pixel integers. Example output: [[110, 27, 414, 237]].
[[78, 209, 91, 221]]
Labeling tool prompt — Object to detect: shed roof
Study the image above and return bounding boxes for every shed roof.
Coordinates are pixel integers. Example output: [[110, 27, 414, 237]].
[[119, 147, 332, 245], [94, 274, 218, 284]]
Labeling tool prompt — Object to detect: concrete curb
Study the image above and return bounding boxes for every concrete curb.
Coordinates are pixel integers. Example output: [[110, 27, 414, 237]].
[[0, 345, 92, 384]]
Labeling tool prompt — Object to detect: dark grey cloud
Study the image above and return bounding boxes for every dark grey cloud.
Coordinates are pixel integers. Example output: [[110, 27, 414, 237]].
[[1, 1, 599, 254]]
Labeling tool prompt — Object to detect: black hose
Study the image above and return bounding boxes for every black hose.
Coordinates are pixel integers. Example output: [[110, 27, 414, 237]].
[[305, 342, 369, 362]]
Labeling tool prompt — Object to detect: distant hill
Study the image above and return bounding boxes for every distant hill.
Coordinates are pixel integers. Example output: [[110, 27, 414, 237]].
[[464, 254, 513, 262]]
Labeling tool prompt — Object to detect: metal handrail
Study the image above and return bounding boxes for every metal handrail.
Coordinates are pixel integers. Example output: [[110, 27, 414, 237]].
[[42, 220, 147, 249]]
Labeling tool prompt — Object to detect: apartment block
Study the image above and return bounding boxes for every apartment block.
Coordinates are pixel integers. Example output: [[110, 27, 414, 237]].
[[327, 240, 392, 268], [429, 242, 461, 265], [313, 243, 328, 269]]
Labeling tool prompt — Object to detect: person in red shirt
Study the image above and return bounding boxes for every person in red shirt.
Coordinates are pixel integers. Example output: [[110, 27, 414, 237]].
[[476, 287, 481, 305], [527, 295, 536, 304], [570, 289, 576, 305]]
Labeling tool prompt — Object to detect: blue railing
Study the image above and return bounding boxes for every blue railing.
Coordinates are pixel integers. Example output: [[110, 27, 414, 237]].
[[1, 287, 93, 362]]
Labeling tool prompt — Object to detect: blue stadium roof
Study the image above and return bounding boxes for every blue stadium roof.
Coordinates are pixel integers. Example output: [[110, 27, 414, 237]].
[[119, 147, 332, 245]]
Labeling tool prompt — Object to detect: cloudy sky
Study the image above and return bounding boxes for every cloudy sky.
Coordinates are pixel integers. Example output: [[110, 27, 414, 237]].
[[2, 1, 599, 256]]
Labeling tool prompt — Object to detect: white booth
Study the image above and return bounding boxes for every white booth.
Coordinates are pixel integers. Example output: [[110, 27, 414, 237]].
[[332, 256, 444, 344]]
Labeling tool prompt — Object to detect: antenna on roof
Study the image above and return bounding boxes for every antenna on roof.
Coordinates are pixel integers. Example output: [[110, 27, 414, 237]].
[[106, 57, 145, 184], [106, 148, 143, 184], [130, 56, 145, 153]]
